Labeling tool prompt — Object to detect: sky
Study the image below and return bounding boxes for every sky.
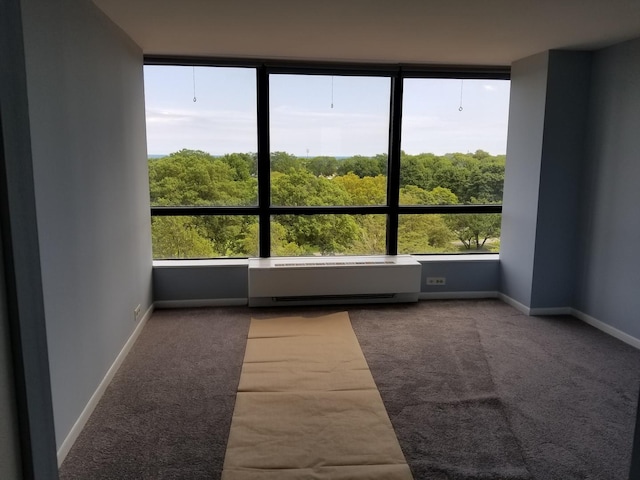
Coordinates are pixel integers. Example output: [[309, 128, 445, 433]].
[[144, 66, 511, 157]]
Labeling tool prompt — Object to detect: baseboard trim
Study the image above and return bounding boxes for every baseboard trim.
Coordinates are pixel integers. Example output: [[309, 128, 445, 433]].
[[571, 309, 640, 350], [56, 303, 154, 465], [497, 294, 640, 350], [529, 306, 572, 316], [498, 294, 573, 316], [154, 298, 248, 309], [418, 291, 498, 300], [497, 293, 531, 315]]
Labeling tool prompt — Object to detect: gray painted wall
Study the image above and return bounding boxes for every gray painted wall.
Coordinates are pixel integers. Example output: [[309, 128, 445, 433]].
[[418, 256, 499, 294], [153, 256, 500, 303], [1, 0, 58, 474], [499, 52, 549, 306], [0, 229, 21, 480], [154, 263, 249, 302], [500, 50, 591, 310], [530, 51, 591, 308], [21, 0, 152, 448], [575, 37, 640, 339]]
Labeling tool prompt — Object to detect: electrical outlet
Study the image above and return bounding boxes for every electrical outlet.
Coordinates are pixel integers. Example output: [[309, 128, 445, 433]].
[[134, 304, 141, 321], [426, 277, 446, 286]]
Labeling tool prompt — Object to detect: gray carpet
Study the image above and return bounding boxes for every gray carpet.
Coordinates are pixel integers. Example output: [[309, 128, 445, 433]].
[[59, 299, 640, 479]]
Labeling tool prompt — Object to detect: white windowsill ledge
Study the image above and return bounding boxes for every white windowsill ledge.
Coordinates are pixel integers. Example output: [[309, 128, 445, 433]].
[[153, 254, 499, 268], [153, 259, 249, 267], [412, 254, 499, 262]]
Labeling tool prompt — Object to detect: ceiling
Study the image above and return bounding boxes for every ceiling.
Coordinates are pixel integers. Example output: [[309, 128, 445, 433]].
[[92, 0, 640, 66]]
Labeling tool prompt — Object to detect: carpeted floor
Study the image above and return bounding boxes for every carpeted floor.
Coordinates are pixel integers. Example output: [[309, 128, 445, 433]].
[[58, 299, 640, 480]]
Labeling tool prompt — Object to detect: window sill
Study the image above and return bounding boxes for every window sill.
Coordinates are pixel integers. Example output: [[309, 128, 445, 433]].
[[153, 259, 249, 268], [152, 254, 499, 268], [412, 254, 499, 262]]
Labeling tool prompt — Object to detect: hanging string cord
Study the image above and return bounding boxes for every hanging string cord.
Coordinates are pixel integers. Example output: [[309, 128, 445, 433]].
[[458, 79, 464, 111], [331, 76, 334, 109], [192, 66, 197, 103]]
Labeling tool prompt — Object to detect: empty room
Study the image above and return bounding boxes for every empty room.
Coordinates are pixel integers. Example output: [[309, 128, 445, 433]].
[[1, 0, 640, 479]]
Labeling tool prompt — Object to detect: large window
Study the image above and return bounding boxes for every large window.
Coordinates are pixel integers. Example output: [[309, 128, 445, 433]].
[[270, 74, 390, 207], [397, 78, 509, 253], [145, 62, 509, 259]]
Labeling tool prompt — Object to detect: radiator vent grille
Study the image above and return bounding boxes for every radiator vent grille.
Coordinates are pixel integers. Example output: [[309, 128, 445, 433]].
[[274, 260, 394, 267], [274, 293, 395, 302]]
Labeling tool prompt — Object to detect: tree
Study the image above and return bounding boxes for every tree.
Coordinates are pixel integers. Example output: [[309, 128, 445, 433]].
[[306, 156, 338, 177], [241, 222, 309, 257], [221, 152, 257, 180], [271, 169, 351, 206], [337, 155, 387, 177], [348, 215, 386, 255], [430, 162, 471, 202], [199, 215, 257, 256], [400, 153, 434, 190], [445, 198, 501, 250], [399, 185, 458, 205], [472, 149, 491, 160], [148, 148, 506, 258], [472, 159, 505, 202], [270, 151, 300, 173], [397, 185, 457, 252], [151, 216, 215, 259], [398, 215, 454, 253], [426, 186, 459, 205], [332, 173, 386, 205], [271, 169, 358, 253], [276, 214, 359, 254], [148, 149, 257, 206]]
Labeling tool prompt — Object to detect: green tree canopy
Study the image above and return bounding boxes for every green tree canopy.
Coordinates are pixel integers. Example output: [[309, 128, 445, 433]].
[[148, 148, 504, 258], [272, 169, 351, 206], [151, 217, 215, 259], [445, 198, 502, 250], [149, 149, 257, 206], [337, 155, 387, 177], [332, 173, 386, 205], [306, 156, 338, 177], [270, 151, 300, 173]]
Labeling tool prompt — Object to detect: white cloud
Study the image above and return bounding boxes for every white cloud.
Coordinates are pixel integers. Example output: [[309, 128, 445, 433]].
[[145, 108, 257, 155], [145, 104, 508, 157], [269, 106, 389, 156]]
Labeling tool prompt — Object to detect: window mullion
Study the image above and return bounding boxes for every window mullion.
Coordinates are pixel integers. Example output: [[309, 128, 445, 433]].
[[257, 66, 271, 257], [386, 71, 403, 255]]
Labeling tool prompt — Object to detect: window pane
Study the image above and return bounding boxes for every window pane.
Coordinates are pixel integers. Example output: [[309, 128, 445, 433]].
[[271, 214, 386, 256], [270, 74, 390, 206], [400, 79, 509, 206], [151, 215, 258, 259], [144, 66, 257, 206], [398, 213, 501, 254]]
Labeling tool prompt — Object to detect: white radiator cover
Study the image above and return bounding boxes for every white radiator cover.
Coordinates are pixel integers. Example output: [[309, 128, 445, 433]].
[[248, 255, 422, 307]]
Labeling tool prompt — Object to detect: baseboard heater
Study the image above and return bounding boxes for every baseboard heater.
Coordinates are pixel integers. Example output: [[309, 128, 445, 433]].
[[248, 255, 422, 307]]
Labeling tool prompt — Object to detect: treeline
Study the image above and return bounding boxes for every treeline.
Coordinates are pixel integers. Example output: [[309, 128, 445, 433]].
[[149, 149, 504, 258]]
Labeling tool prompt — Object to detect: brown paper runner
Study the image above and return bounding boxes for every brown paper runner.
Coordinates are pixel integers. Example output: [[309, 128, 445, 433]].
[[222, 312, 413, 479]]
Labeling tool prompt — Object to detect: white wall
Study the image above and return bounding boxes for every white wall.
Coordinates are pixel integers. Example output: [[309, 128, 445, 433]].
[[20, 0, 152, 448], [576, 37, 640, 339]]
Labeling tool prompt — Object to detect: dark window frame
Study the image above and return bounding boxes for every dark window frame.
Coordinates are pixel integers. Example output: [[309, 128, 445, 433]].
[[146, 56, 509, 258]]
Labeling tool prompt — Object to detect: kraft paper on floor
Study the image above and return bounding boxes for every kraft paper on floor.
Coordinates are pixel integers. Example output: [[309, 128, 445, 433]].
[[222, 311, 413, 480]]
